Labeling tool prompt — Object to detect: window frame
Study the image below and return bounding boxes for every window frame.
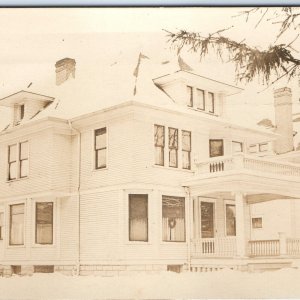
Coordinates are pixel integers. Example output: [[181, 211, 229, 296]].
[[19, 141, 29, 178], [252, 217, 263, 229], [209, 139, 224, 158], [196, 88, 205, 111], [9, 203, 25, 246], [207, 92, 215, 113], [168, 127, 178, 168], [187, 86, 193, 107], [94, 127, 107, 170], [259, 142, 269, 152], [154, 124, 165, 166], [128, 194, 148, 242], [232, 141, 244, 153], [35, 202, 54, 245], [162, 195, 186, 243], [182, 130, 191, 170]]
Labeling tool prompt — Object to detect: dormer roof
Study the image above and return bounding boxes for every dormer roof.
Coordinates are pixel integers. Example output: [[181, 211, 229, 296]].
[[0, 90, 54, 107], [153, 70, 243, 96]]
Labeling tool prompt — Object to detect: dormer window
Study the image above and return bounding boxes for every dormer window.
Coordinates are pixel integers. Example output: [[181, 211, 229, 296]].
[[186, 86, 215, 114], [19, 104, 25, 120]]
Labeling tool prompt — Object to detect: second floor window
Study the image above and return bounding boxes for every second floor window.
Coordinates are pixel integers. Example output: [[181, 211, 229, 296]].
[[182, 130, 191, 169], [196, 88, 205, 110], [207, 92, 215, 113], [154, 125, 165, 166], [187, 86, 193, 107], [232, 141, 243, 153], [10, 203, 25, 246], [8, 141, 29, 181], [169, 128, 178, 168], [95, 128, 107, 169], [209, 139, 224, 157]]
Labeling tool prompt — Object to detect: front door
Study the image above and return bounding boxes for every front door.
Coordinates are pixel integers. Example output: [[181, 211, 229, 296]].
[[201, 201, 214, 238]]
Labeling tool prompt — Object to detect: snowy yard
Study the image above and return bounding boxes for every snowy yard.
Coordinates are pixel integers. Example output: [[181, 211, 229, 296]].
[[0, 269, 300, 299]]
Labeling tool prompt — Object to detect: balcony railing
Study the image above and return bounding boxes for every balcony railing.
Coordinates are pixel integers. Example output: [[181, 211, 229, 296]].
[[195, 153, 300, 178]]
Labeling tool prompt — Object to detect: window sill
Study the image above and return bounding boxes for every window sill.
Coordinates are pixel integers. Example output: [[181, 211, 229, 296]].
[[152, 165, 194, 173], [125, 241, 152, 245], [92, 167, 108, 172], [7, 245, 26, 249], [6, 177, 29, 184], [187, 107, 216, 116], [160, 241, 187, 245], [32, 244, 56, 248]]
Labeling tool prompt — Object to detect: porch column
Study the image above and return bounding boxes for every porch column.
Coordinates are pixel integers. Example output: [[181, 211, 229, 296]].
[[235, 192, 247, 257]]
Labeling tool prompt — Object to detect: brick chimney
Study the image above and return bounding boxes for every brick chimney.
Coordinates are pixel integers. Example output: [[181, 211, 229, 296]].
[[55, 58, 76, 85], [274, 87, 294, 154]]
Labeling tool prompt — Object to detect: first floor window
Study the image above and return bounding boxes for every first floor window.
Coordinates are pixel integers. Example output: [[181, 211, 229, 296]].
[[182, 130, 191, 170], [36, 202, 53, 245], [169, 128, 178, 168], [10, 204, 24, 246], [209, 139, 224, 157], [154, 125, 165, 166], [95, 127, 107, 169], [0, 213, 3, 240], [162, 196, 185, 242], [129, 194, 148, 242], [226, 204, 236, 236]]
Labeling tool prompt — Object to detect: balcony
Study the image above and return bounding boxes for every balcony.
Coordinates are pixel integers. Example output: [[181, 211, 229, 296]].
[[195, 153, 300, 178]]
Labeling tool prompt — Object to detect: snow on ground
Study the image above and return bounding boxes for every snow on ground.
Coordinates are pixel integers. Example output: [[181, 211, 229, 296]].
[[0, 268, 300, 299]]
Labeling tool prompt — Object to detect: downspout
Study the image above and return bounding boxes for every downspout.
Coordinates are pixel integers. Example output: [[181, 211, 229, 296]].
[[68, 120, 81, 276], [184, 186, 192, 272]]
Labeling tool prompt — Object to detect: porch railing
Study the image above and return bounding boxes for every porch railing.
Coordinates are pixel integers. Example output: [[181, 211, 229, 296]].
[[196, 153, 300, 178], [192, 237, 237, 258], [287, 238, 300, 256], [248, 240, 280, 257]]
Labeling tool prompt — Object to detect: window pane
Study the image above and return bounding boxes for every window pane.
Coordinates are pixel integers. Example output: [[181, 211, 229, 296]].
[[155, 147, 164, 166], [95, 128, 107, 149], [169, 149, 178, 168], [168, 128, 178, 149], [8, 144, 17, 162], [259, 143, 268, 152], [207, 92, 215, 113], [196, 89, 205, 110], [232, 141, 243, 153], [10, 204, 24, 245], [209, 140, 224, 157], [162, 196, 185, 242], [96, 149, 106, 169], [20, 160, 29, 178], [129, 195, 148, 242], [187, 86, 193, 107], [252, 217, 262, 229], [154, 125, 164, 147], [9, 162, 17, 180], [182, 151, 191, 170], [201, 202, 214, 238], [226, 204, 236, 236], [20, 142, 28, 160], [182, 131, 191, 151], [36, 202, 53, 244]]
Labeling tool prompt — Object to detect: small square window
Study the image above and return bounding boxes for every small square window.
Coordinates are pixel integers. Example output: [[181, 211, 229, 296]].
[[259, 143, 269, 152], [232, 141, 243, 153], [252, 217, 262, 229], [209, 139, 224, 157]]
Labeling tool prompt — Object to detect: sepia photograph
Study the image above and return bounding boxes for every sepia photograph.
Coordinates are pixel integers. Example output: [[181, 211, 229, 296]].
[[0, 6, 300, 299]]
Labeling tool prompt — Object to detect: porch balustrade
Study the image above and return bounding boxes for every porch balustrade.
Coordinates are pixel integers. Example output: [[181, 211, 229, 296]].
[[192, 237, 237, 258], [195, 153, 300, 178], [191, 236, 300, 258]]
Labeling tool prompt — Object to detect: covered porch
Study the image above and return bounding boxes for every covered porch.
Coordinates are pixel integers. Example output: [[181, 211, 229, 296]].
[[184, 153, 300, 266]]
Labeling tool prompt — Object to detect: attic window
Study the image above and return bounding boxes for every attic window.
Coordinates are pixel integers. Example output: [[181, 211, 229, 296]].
[[14, 104, 25, 125], [20, 104, 25, 120]]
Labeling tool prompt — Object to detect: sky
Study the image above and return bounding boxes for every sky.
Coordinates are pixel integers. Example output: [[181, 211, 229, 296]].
[[0, 7, 299, 127]]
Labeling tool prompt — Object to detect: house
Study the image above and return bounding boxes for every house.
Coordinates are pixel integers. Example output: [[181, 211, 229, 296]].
[[0, 41, 300, 276]]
